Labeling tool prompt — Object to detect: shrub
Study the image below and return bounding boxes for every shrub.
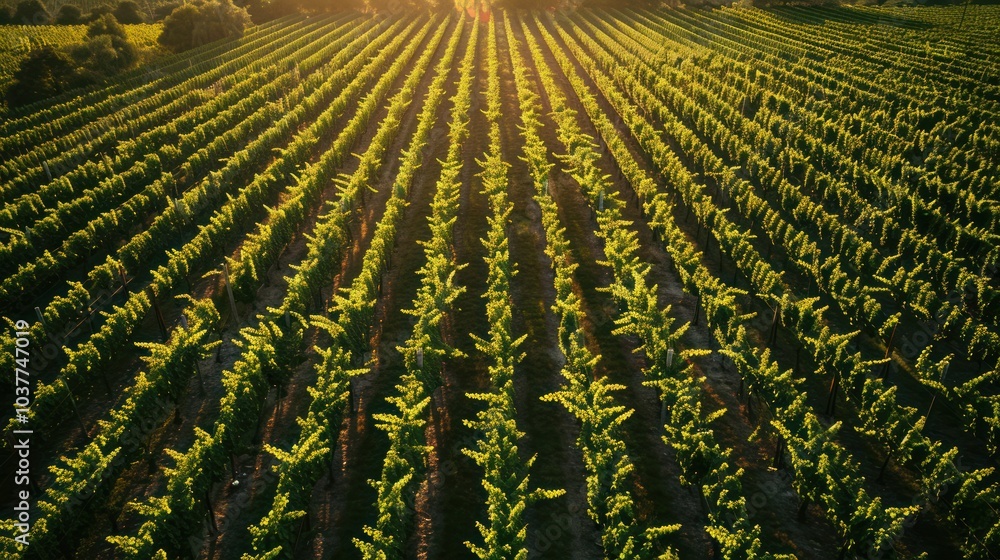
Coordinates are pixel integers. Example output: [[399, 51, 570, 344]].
[[55, 4, 84, 24], [13, 0, 50, 24], [158, 0, 251, 53], [70, 14, 139, 79], [154, 2, 181, 20], [5, 46, 75, 108], [87, 5, 114, 21], [114, 0, 145, 23], [87, 11, 129, 38], [241, 0, 296, 23], [71, 33, 138, 78]]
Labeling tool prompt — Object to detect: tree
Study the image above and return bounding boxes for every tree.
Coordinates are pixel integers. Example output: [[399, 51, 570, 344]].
[[157, 0, 251, 53], [71, 14, 138, 81], [0, 6, 13, 23], [114, 0, 145, 23], [156, 3, 200, 52], [55, 4, 84, 24], [241, 0, 301, 23], [86, 12, 130, 38], [14, 0, 50, 24], [87, 5, 113, 21], [153, 2, 180, 20], [4, 47, 75, 108], [265, 0, 360, 17]]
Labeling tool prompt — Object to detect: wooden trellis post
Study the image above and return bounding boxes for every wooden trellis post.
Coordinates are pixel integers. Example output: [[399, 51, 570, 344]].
[[222, 262, 240, 325]]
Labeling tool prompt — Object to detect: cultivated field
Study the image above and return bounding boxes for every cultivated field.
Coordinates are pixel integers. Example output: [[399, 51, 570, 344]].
[[0, 23, 161, 84], [1, 5, 1000, 559]]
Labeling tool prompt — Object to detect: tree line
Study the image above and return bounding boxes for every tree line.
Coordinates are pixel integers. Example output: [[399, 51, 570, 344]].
[[0, 0, 168, 25]]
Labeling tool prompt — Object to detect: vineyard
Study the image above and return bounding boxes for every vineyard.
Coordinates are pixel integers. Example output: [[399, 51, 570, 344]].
[[1, 4, 1000, 559], [0, 23, 161, 84]]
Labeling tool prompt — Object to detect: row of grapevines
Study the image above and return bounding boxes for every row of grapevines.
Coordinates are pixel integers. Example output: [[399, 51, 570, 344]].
[[0, 16, 359, 212], [240, 15, 465, 560], [665, 6, 999, 187], [643, 8, 1000, 258], [106, 16, 438, 559], [354, 16, 476, 558], [510, 13, 679, 559], [0, 280, 87, 385], [597, 11, 1000, 451], [612, 9, 999, 326], [2, 298, 220, 559], [0, 17, 310, 177], [733, 6, 1000, 127], [0, 17, 365, 232], [541, 14, 923, 557], [855, 5, 1000, 54], [0, 17, 377, 312], [534, 15, 792, 560], [0, 86, 208, 221], [0, 70, 295, 306], [99, 16, 400, 290], [815, 6, 1000, 74], [647, 5, 1000, 325], [0, 15, 309, 159], [586, 14, 916, 339], [723, 6, 1000, 143], [220, 12, 436, 320], [0, 13, 388, 407], [226, 12, 449, 304], [0, 16, 412, 448], [461, 18, 564, 559], [611, 11, 1000, 354], [555, 14, 1000, 556], [0, 16, 334, 199], [584, 12, 992, 456], [533, 20, 771, 556], [0, 16, 294, 135]]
